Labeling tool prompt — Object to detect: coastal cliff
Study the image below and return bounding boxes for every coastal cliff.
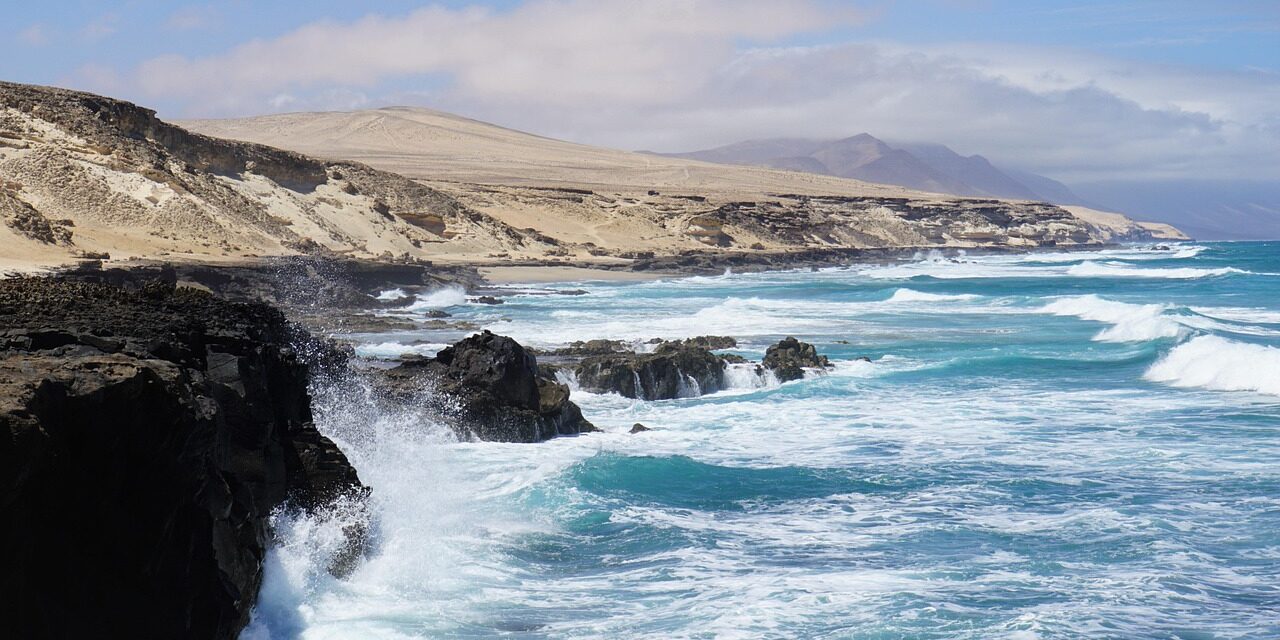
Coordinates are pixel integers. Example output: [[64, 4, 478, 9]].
[[0, 278, 367, 639]]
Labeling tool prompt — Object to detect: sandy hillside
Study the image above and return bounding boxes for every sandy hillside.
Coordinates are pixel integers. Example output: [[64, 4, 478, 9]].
[[184, 107, 923, 197]]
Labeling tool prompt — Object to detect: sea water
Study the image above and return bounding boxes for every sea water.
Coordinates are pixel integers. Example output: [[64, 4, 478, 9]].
[[246, 241, 1280, 639]]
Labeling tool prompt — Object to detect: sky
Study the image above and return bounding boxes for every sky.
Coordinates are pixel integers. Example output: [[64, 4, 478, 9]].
[[4, 0, 1278, 186]]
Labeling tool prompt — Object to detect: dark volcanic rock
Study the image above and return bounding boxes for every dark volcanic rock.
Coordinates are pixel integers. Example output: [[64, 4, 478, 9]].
[[378, 330, 595, 442], [575, 341, 727, 400], [629, 423, 651, 434], [0, 278, 367, 640], [670, 335, 737, 350], [763, 336, 831, 382]]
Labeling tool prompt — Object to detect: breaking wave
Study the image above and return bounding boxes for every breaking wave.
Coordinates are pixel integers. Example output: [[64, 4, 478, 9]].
[[1039, 295, 1184, 342], [1145, 335, 1280, 396], [1067, 261, 1252, 279], [407, 286, 468, 310], [886, 288, 982, 303]]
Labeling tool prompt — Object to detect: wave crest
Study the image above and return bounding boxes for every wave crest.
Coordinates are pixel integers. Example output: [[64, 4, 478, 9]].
[[887, 288, 981, 303], [1145, 336, 1280, 396], [1068, 261, 1249, 280], [1039, 295, 1183, 342]]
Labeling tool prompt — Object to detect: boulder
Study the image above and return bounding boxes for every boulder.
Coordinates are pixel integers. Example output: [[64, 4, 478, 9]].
[[629, 423, 651, 434], [379, 331, 595, 442], [0, 278, 367, 640], [762, 336, 831, 382]]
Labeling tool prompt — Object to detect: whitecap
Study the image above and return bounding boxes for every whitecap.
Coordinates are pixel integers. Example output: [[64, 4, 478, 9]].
[[374, 288, 408, 301], [406, 286, 468, 310], [1068, 261, 1250, 279], [886, 288, 982, 303], [1145, 335, 1280, 396], [1039, 295, 1183, 342], [353, 341, 448, 359]]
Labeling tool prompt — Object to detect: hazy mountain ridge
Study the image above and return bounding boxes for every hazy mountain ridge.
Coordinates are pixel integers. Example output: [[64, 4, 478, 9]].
[[662, 134, 1084, 205]]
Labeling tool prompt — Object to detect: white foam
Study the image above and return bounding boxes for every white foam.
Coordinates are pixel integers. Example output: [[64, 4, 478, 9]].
[[1039, 295, 1184, 342], [407, 286, 467, 310], [1146, 335, 1280, 396], [722, 363, 780, 390], [374, 288, 408, 301], [887, 288, 981, 303], [1068, 261, 1250, 279], [354, 341, 448, 359]]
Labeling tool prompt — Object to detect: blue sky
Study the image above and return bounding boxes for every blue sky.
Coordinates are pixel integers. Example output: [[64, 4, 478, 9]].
[[4, 1, 1278, 183]]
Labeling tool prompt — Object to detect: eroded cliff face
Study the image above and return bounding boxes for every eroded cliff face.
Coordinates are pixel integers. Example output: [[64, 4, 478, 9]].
[[0, 81, 550, 266], [0, 278, 366, 639]]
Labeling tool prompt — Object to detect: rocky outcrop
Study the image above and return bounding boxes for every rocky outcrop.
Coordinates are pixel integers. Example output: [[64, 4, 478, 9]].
[[0, 278, 367, 640], [574, 340, 728, 400], [377, 331, 595, 442], [763, 337, 831, 382]]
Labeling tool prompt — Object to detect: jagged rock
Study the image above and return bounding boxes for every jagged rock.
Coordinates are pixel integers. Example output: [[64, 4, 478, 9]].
[[0, 278, 367, 640], [575, 341, 727, 400], [470, 295, 503, 305], [543, 338, 632, 357], [763, 336, 831, 382], [670, 335, 737, 350], [629, 423, 651, 434], [378, 330, 595, 442]]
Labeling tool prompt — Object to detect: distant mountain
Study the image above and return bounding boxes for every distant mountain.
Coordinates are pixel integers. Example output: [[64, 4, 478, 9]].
[[893, 142, 1039, 200], [660, 135, 1085, 205]]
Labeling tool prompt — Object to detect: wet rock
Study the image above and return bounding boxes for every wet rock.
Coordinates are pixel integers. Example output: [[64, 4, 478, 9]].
[[0, 278, 367, 640], [629, 423, 651, 434], [470, 295, 503, 305], [763, 336, 831, 382], [669, 335, 737, 350], [378, 330, 595, 442], [543, 339, 632, 357], [574, 340, 726, 400]]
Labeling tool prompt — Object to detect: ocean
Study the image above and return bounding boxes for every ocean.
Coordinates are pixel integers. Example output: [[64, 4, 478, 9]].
[[246, 241, 1280, 639]]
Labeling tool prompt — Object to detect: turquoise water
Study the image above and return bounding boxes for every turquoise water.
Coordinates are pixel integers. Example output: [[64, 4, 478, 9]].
[[249, 242, 1280, 639]]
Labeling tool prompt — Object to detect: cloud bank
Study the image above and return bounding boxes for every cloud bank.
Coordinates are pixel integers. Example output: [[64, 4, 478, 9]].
[[97, 0, 1278, 183]]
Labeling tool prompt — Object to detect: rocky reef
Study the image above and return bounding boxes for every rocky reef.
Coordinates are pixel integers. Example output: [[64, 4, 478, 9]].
[[538, 335, 836, 400], [375, 330, 596, 442], [0, 278, 367, 639], [572, 340, 731, 400]]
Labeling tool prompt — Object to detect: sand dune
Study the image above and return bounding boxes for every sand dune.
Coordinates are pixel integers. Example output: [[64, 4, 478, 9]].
[[184, 108, 949, 198]]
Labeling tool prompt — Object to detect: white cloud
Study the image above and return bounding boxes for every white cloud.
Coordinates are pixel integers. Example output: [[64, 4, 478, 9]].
[[110, 0, 1278, 182]]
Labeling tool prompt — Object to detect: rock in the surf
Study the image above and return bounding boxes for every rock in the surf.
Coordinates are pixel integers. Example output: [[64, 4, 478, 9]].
[[763, 336, 831, 382], [574, 340, 727, 400], [380, 330, 595, 442]]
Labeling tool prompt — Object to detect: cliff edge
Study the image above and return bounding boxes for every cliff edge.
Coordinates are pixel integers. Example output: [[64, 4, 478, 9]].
[[0, 278, 367, 639]]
